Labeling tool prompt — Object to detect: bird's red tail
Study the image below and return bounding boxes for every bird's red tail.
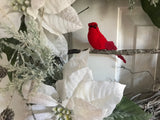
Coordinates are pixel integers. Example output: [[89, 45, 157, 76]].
[[117, 55, 126, 63]]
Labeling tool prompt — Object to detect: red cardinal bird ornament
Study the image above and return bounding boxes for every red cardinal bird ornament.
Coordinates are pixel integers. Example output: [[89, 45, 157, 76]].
[[88, 22, 126, 63]]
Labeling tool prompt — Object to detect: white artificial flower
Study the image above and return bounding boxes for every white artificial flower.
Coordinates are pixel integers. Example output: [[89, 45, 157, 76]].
[[0, 0, 82, 58], [0, 0, 22, 38], [35, 0, 82, 57], [0, 0, 82, 34], [28, 0, 83, 41], [0, 55, 29, 120], [22, 50, 126, 120]]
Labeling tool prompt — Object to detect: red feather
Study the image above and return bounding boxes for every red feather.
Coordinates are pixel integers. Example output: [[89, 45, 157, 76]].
[[88, 22, 126, 63]]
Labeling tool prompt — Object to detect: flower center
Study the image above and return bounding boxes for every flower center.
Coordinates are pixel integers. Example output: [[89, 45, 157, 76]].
[[11, 0, 31, 13], [52, 105, 72, 120]]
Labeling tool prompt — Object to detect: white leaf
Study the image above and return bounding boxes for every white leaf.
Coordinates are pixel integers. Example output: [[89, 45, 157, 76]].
[[56, 67, 93, 101], [43, 29, 68, 58], [38, 83, 59, 100], [41, 6, 82, 35], [27, 7, 38, 19], [0, 0, 9, 8], [63, 50, 90, 77], [56, 50, 91, 100], [72, 80, 126, 117], [0, 0, 22, 38], [27, 0, 46, 19], [0, 11, 22, 38], [31, 112, 53, 120], [25, 105, 54, 120], [28, 92, 58, 107], [31, 0, 46, 10], [22, 80, 32, 99], [22, 81, 59, 106], [44, 0, 76, 14], [67, 98, 104, 120], [28, 83, 59, 106]]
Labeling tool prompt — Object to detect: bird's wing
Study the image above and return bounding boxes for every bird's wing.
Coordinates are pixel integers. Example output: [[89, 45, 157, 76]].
[[105, 41, 117, 50]]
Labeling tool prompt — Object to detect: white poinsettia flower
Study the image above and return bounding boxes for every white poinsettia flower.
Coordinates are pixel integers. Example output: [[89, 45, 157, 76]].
[[22, 50, 126, 120], [27, 0, 82, 35], [40, 6, 82, 35], [42, 29, 68, 59], [0, 0, 82, 58], [0, 0, 22, 38], [35, 0, 82, 57], [27, 0, 83, 35], [0, 0, 81, 32]]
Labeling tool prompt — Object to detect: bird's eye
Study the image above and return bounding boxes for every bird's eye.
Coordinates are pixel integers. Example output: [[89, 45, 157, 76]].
[[89, 24, 97, 28], [93, 24, 97, 28], [91, 24, 97, 28]]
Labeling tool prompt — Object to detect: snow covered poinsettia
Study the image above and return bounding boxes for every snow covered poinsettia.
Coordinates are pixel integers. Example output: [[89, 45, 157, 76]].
[[0, 0, 82, 35], [0, 0, 82, 58], [22, 50, 126, 120]]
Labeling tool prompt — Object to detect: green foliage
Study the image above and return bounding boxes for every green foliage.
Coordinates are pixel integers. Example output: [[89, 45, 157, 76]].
[[0, 38, 19, 65], [141, 0, 160, 28], [0, 16, 63, 93], [104, 97, 152, 120], [0, 46, 2, 59]]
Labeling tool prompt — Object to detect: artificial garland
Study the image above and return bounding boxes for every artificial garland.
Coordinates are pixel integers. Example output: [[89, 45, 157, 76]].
[[0, 0, 159, 120]]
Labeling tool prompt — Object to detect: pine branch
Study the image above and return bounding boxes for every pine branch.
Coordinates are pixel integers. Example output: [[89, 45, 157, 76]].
[[68, 49, 160, 55]]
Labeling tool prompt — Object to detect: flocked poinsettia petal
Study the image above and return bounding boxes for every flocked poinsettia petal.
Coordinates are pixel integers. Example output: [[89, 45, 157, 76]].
[[25, 105, 54, 120], [0, 0, 22, 38], [56, 50, 91, 100], [28, 92, 58, 107], [63, 50, 90, 77], [22, 80, 32, 99], [72, 80, 126, 118], [37, 83, 59, 100], [41, 6, 82, 35], [22, 80, 58, 107], [0, 0, 8, 6], [26, 112, 53, 120], [67, 98, 104, 120], [27, 0, 46, 19], [43, 29, 68, 58], [31, 0, 46, 10], [56, 67, 93, 101], [44, 0, 76, 14], [0, 11, 22, 38], [27, 7, 39, 19]]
